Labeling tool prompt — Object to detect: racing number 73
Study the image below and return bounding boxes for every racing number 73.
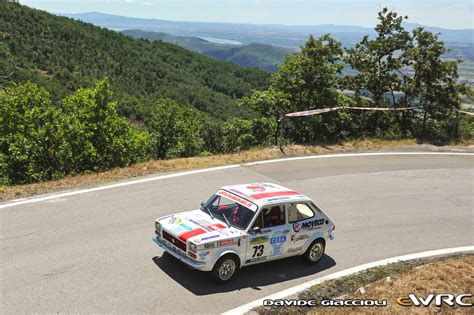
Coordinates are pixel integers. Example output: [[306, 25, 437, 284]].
[[252, 245, 264, 257]]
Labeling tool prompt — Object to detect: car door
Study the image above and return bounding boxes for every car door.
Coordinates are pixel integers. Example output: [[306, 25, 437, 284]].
[[287, 202, 324, 255], [245, 204, 291, 264]]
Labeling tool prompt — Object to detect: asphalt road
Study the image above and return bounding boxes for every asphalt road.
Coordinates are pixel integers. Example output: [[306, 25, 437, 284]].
[[2, 153, 473, 314]]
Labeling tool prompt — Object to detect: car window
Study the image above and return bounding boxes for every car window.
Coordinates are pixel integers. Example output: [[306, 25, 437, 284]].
[[288, 203, 315, 223], [204, 193, 256, 229], [253, 205, 285, 229]]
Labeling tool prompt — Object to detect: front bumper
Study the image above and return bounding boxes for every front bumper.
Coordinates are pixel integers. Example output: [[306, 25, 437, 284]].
[[152, 237, 206, 270]]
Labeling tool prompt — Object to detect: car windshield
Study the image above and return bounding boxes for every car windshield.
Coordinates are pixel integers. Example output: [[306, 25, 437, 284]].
[[201, 191, 257, 230]]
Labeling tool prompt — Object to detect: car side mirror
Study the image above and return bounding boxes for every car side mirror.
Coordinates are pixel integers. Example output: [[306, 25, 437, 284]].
[[201, 202, 204, 206], [250, 226, 261, 235]]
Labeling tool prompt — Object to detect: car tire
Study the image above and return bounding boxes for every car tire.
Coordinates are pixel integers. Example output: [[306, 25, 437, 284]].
[[212, 255, 239, 283], [304, 239, 325, 264]]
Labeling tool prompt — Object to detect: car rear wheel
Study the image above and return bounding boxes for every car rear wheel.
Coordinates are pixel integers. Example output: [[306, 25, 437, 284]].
[[304, 239, 325, 264], [212, 255, 238, 283]]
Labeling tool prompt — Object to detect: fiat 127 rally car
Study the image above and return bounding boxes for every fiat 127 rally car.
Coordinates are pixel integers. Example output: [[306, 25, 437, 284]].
[[153, 183, 335, 282]]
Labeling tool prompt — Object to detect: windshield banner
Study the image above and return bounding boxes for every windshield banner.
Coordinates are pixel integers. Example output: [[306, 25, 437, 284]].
[[216, 190, 258, 211]]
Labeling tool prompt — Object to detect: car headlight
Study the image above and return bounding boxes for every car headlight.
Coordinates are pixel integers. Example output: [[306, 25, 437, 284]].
[[155, 221, 161, 231], [189, 242, 197, 253]]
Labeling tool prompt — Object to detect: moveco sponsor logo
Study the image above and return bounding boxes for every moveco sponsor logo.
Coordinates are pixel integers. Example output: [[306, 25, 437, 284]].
[[293, 218, 325, 232]]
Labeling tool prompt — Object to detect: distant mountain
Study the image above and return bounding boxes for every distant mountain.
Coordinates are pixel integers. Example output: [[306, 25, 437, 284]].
[[122, 29, 294, 71], [121, 29, 232, 54], [205, 43, 291, 72], [1, 2, 270, 120], [62, 12, 473, 47]]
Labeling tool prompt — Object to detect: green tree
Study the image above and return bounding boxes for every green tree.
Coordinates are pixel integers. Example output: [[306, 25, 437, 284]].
[[345, 8, 412, 136], [61, 79, 152, 171], [0, 79, 152, 184], [0, 83, 63, 183], [144, 99, 206, 159], [243, 34, 346, 143], [405, 28, 470, 140]]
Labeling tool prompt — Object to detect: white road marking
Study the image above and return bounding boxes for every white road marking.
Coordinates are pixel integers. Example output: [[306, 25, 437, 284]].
[[1, 152, 472, 209], [0, 165, 240, 209], [223, 246, 474, 315], [244, 152, 474, 166]]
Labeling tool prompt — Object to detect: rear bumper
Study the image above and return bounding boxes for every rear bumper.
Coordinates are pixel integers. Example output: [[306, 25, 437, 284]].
[[152, 237, 206, 270]]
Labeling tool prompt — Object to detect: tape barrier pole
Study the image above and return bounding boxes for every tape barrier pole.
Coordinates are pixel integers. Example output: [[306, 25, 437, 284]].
[[455, 109, 474, 116], [277, 106, 472, 152]]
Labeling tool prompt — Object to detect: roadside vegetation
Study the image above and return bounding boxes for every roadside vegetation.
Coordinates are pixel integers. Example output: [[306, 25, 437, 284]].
[[253, 254, 473, 314], [1, 1, 473, 186]]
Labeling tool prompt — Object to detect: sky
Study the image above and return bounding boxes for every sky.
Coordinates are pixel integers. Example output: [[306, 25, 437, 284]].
[[21, 0, 474, 29]]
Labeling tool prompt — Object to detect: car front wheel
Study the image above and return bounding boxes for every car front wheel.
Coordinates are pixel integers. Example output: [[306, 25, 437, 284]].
[[304, 239, 325, 264], [212, 255, 238, 283]]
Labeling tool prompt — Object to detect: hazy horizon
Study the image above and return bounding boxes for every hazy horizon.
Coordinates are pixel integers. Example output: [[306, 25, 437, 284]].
[[21, 0, 474, 30]]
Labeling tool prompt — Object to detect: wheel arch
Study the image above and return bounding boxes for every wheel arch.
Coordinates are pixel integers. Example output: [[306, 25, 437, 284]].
[[214, 250, 241, 268], [302, 232, 326, 253]]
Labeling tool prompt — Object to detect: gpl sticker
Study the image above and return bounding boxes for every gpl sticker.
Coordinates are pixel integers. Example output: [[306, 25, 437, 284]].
[[269, 232, 286, 256]]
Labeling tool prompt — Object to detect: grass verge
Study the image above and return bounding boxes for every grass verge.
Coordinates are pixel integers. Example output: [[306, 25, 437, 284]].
[[1, 138, 472, 202], [253, 254, 473, 314]]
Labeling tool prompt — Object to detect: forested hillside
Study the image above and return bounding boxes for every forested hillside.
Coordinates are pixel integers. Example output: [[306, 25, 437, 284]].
[[0, 1, 270, 120], [122, 29, 293, 72], [1, 3, 472, 186]]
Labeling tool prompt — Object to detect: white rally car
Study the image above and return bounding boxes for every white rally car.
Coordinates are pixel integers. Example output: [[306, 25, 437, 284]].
[[153, 183, 335, 282]]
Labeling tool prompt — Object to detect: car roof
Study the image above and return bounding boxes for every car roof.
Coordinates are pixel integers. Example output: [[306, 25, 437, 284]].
[[221, 182, 310, 207]]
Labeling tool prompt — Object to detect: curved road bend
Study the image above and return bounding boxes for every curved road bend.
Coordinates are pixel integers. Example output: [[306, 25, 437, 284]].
[[1, 153, 473, 313]]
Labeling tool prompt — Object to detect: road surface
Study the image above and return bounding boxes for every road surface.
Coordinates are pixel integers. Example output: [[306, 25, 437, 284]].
[[1, 153, 473, 314]]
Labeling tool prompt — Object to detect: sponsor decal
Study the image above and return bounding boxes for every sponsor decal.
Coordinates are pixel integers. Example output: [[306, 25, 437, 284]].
[[397, 294, 473, 307], [218, 239, 237, 247], [168, 216, 182, 224], [167, 225, 191, 236], [198, 251, 210, 260], [216, 190, 258, 211], [266, 196, 290, 202], [245, 256, 267, 264], [179, 223, 193, 231], [269, 232, 286, 256], [178, 228, 207, 241], [293, 223, 301, 233], [246, 185, 266, 192], [288, 246, 303, 253], [250, 236, 269, 245], [199, 234, 220, 242], [291, 234, 309, 242], [251, 191, 300, 200], [188, 218, 227, 232], [293, 218, 325, 232], [204, 242, 215, 249]]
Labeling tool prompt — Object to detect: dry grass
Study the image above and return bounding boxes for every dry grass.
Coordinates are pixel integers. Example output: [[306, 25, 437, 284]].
[[254, 255, 473, 314], [335, 255, 474, 313], [1, 138, 471, 202]]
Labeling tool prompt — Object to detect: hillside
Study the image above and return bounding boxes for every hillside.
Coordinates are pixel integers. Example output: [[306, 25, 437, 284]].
[[0, 2, 270, 120], [205, 43, 291, 72], [121, 29, 232, 54], [122, 29, 293, 72], [64, 11, 474, 61]]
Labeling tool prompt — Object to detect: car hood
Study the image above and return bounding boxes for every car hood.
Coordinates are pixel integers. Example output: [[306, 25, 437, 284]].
[[158, 209, 240, 244]]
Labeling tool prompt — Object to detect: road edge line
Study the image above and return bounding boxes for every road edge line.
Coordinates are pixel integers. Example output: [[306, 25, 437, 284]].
[[1, 152, 472, 209], [222, 246, 474, 315]]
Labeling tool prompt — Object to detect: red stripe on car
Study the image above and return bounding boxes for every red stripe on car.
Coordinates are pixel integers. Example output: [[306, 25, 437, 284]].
[[250, 191, 300, 199], [179, 228, 206, 241]]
